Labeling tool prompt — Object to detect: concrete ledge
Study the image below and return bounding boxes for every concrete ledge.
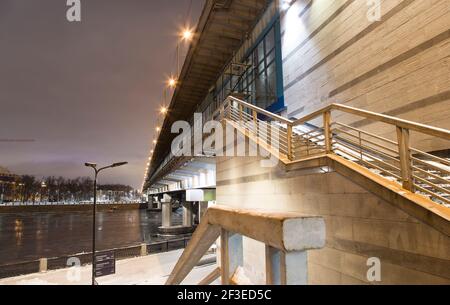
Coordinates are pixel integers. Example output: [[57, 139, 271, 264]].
[[207, 205, 326, 252]]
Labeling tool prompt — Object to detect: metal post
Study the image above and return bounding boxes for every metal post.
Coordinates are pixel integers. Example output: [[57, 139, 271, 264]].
[[323, 111, 332, 154], [252, 110, 258, 144], [287, 124, 293, 161], [92, 170, 98, 286], [396, 127, 414, 192]]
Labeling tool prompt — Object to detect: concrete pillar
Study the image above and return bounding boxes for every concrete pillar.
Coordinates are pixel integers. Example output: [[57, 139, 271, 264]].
[[265, 246, 307, 285], [161, 194, 172, 228], [182, 202, 193, 227], [39, 258, 48, 273], [153, 196, 161, 209], [220, 230, 243, 285]]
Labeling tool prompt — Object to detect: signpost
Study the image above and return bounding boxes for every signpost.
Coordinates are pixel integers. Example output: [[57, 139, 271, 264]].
[[95, 251, 116, 278]]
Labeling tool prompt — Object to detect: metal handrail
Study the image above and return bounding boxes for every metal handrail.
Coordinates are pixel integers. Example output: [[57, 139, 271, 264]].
[[221, 96, 450, 207]]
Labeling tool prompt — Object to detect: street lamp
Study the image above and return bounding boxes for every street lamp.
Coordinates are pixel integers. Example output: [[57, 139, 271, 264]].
[[85, 161, 128, 286]]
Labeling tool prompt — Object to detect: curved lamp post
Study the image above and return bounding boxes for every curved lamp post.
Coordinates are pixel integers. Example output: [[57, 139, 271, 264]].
[[85, 162, 128, 285]]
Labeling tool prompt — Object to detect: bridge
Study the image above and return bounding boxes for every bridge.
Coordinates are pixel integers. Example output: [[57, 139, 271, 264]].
[[142, 0, 450, 284]]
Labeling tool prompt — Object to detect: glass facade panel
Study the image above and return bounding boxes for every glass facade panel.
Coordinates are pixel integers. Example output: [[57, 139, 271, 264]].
[[206, 19, 283, 118]]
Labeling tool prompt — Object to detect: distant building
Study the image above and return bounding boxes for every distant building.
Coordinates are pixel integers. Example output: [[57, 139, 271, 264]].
[[0, 166, 22, 203]]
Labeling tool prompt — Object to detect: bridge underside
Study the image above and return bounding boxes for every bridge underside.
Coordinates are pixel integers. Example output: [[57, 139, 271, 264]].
[[148, 157, 216, 196]]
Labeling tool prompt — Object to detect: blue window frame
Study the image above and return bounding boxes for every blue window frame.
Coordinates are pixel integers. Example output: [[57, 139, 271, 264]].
[[213, 17, 285, 114]]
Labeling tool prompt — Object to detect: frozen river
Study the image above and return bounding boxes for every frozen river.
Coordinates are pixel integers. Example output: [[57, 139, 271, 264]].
[[0, 209, 182, 265]]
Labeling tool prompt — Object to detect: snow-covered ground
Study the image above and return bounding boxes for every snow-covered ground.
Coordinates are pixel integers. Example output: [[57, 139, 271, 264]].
[[0, 250, 218, 285]]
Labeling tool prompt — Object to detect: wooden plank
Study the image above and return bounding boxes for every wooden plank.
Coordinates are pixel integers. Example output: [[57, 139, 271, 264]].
[[165, 222, 221, 285], [198, 267, 221, 286]]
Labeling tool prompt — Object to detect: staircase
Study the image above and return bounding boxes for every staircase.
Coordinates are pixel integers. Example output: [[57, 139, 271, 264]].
[[220, 96, 450, 209]]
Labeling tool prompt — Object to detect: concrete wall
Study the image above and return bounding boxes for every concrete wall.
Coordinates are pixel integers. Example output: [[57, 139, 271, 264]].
[[280, 0, 450, 152], [216, 155, 450, 284]]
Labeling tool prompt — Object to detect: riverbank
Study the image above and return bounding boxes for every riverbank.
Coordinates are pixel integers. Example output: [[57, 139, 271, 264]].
[[0, 237, 192, 279], [0, 203, 147, 213], [0, 250, 218, 285]]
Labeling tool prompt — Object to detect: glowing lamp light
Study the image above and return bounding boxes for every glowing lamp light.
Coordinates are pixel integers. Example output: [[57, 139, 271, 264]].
[[281, 0, 294, 11], [156, 126, 161, 132], [167, 77, 177, 88], [182, 29, 193, 41], [160, 106, 168, 114], [153, 139, 157, 144]]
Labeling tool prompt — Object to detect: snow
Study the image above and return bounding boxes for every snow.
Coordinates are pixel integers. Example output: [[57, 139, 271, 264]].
[[0, 250, 218, 285]]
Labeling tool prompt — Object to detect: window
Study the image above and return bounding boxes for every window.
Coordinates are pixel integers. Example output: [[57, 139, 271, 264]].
[[236, 25, 279, 110]]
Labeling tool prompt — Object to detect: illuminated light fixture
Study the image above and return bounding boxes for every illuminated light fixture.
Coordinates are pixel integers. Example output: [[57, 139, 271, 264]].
[[160, 106, 168, 114], [167, 77, 177, 88], [156, 126, 161, 132], [151, 150, 154, 154], [281, 0, 294, 11], [153, 139, 157, 144], [181, 28, 193, 41]]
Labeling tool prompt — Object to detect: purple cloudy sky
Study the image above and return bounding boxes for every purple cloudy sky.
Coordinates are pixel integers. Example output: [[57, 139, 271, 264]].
[[0, 0, 204, 189]]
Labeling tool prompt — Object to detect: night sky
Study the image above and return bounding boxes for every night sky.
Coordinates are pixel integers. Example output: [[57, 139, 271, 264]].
[[0, 0, 204, 189]]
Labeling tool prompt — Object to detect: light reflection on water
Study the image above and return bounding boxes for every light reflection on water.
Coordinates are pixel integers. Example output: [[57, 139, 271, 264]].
[[0, 209, 182, 265]]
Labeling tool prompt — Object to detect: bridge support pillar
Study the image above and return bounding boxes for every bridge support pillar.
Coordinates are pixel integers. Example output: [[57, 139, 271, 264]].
[[182, 202, 193, 227], [161, 194, 172, 228]]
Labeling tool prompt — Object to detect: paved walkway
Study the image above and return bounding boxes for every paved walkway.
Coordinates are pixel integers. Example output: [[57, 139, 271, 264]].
[[0, 250, 218, 285]]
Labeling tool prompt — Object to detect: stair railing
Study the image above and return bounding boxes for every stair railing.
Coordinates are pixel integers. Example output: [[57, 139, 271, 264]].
[[219, 96, 450, 207]]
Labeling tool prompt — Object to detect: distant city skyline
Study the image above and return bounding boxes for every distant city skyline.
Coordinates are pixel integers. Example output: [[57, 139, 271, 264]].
[[0, 0, 204, 188]]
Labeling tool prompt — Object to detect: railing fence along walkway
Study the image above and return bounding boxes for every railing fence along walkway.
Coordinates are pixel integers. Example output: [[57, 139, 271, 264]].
[[0, 237, 191, 279]]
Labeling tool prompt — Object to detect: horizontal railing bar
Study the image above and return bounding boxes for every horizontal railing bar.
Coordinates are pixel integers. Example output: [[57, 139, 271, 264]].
[[411, 148, 450, 167], [413, 175, 450, 196], [334, 134, 400, 162], [228, 96, 293, 125], [415, 185, 450, 205], [413, 166, 450, 186], [332, 127, 400, 156], [334, 137, 400, 167], [333, 122, 399, 147], [411, 157, 450, 176], [333, 146, 402, 180], [331, 104, 450, 141]]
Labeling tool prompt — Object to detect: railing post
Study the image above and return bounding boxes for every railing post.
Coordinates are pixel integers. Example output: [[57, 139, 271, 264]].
[[323, 110, 332, 154], [396, 126, 414, 192], [239, 103, 243, 123], [39, 258, 48, 273], [140, 243, 148, 256], [287, 124, 293, 161], [252, 110, 259, 141]]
